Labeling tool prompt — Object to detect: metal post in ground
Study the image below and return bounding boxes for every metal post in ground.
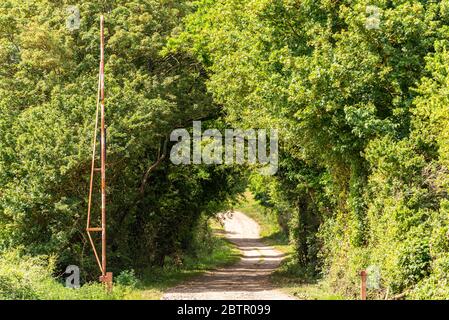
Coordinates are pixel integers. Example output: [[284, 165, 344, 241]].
[[360, 270, 367, 300], [87, 15, 113, 292]]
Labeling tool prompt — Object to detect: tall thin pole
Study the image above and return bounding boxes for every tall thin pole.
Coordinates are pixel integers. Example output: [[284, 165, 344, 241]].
[[360, 270, 367, 300], [87, 15, 112, 291], [100, 14, 106, 279]]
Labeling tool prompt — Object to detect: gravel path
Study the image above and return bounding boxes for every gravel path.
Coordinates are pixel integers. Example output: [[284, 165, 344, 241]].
[[162, 211, 296, 300]]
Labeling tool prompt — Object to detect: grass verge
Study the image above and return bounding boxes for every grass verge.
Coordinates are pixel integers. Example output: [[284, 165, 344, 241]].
[[0, 219, 239, 300], [131, 219, 240, 300]]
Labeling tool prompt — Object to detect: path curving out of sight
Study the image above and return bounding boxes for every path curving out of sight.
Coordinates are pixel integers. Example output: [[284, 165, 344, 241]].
[[162, 211, 296, 300]]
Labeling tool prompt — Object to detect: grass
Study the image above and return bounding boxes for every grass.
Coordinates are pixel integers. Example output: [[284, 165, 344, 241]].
[[0, 250, 134, 300], [274, 280, 345, 300], [236, 191, 344, 300], [270, 257, 345, 300], [0, 218, 239, 300], [131, 219, 240, 300]]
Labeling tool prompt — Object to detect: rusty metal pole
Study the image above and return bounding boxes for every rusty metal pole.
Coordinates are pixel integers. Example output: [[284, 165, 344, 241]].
[[86, 15, 112, 291], [98, 15, 113, 291], [100, 14, 106, 281], [360, 270, 367, 300]]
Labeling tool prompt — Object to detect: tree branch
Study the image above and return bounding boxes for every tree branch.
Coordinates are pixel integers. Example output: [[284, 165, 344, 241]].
[[139, 137, 169, 195]]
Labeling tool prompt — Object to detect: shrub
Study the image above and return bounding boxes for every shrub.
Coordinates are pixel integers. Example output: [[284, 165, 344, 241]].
[[115, 270, 139, 288], [0, 250, 130, 300]]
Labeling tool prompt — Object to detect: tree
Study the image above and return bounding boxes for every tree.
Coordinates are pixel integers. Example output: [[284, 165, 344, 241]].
[[174, 0, 449, 297], [0, 0, 244, 277]]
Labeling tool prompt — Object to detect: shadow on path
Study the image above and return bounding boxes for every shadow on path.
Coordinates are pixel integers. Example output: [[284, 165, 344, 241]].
[[162, 211, 296, 300]]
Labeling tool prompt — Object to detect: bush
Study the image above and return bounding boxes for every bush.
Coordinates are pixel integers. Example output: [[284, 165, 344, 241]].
[[0, 250, 130, 300], [0, 250, 53, 300], [115, 270, 139, 288]]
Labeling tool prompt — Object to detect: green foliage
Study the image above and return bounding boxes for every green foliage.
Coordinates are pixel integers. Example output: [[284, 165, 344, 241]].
[[3, 0, 449, 300], [115, 269, 139, 288], [0, 250, 129, 300], [174, 0, 449, 298], [0, 0, 245, 280]]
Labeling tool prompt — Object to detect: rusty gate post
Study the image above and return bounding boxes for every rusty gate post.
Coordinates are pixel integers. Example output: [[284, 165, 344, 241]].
[[360, 270, 367, 300], [86, 15, 113, 292], [100, 272, 113, 292]]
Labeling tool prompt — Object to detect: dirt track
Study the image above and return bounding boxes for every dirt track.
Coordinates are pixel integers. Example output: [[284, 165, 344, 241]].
[[162, 211, 295, 300]]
